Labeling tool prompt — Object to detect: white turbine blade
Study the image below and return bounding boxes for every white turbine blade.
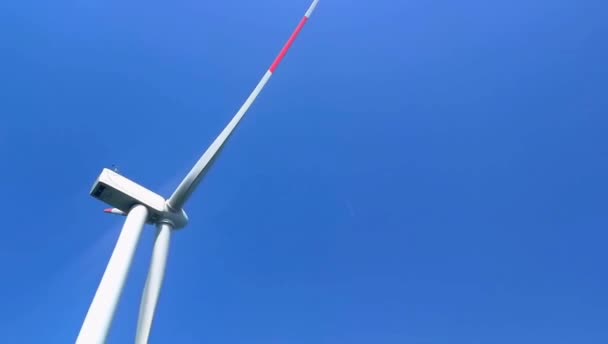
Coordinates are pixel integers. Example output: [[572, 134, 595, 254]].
[[77, 205, 149, 344], [135, 223, 172, 344], [104, 208, 126, 216], [167, 0, 320, 210]]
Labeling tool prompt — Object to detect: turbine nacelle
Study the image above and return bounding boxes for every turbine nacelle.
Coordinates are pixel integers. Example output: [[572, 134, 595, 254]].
[[90, 168, 189, 229]]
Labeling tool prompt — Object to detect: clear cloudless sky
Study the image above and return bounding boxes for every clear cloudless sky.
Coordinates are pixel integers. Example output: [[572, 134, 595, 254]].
[[1, 0, 607, 343]]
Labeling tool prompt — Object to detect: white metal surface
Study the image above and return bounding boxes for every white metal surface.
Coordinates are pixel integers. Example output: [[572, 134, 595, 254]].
[[76, 204, 149, 344], [305, 0, 320, 18], [93, 168, 189, 229], [135, 223, 172, 344], [167, 70, 273, 210], [91, 168, 165, 214]]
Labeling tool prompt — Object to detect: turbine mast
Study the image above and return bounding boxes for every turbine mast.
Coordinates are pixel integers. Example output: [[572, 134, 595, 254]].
[[77, 1, 320, 342]]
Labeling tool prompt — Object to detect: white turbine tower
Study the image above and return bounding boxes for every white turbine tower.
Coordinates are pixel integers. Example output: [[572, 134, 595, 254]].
[[76, 1, 320, 343]]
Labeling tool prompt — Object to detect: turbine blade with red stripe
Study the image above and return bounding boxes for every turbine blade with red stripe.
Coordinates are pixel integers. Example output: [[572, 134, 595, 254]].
[[104, 208, 126, 216], [168, 0, 320, 210]]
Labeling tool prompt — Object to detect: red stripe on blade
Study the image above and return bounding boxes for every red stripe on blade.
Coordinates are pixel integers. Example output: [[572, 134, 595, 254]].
[[269, 16, 309, 73]]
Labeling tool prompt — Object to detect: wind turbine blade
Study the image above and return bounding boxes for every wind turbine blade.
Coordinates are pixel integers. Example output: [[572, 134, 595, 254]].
[[104, 208, 126, 216], [167, 0, 320, 210], [77, 205, 149, 344], [135, 223, 172, 344]]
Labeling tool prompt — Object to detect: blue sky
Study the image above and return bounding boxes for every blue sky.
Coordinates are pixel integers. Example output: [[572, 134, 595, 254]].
[[1, 0, 607, 342]]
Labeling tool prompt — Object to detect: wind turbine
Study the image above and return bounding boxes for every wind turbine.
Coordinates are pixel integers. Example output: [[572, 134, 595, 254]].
[[76, 1, 320, 342]]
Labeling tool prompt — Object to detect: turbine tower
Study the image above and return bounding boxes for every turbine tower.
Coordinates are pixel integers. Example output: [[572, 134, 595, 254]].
[[76, 1, 320, 342]]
